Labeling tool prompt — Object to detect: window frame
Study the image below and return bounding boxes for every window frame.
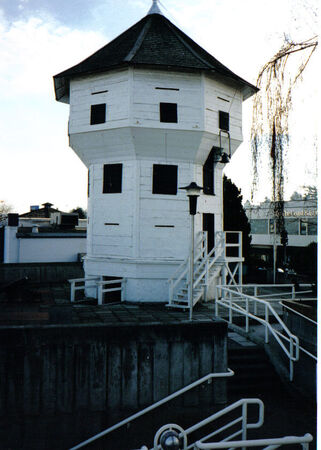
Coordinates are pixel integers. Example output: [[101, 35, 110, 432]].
[[90, 103, 106, 125], [219, 110, 229, 131], [103, 163, 123, 194], [152, 164, 178, 195], [159, 102, 178, 123]]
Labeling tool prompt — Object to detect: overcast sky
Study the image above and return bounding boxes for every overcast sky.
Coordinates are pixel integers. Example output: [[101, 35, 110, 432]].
[[0, 0, 318, 213]]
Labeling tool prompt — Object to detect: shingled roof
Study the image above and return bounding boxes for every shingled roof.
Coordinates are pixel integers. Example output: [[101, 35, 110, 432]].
[[54, 12, 258, 102]]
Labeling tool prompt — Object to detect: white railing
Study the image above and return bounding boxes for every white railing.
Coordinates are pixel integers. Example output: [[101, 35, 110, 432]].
[[168, 232, 207, 306], [194, 433, 313, 449], [231, 284, 313, 302], [69, 277, 125, 304], [168, 231, 243, 318], [192, 232, 225, 302], [215, 286, 300, 381], [97, 279, 125, 305], [281, 301, 317, 361], [69, 277, 101, 302], [152, 397, 312, 449], [180, 398, 264, 450], [224, 231, 243, 260], [69, 369, 235, 450]]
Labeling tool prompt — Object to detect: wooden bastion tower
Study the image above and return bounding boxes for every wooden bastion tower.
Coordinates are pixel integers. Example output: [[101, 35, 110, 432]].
[[53, 0, 257, 307]]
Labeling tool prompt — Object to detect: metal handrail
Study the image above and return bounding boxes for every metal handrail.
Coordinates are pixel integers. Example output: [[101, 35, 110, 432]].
[[192, 233, 225, 291], [168, 231, 242, 311], [150, 398, 264, 450], [69, 369, 234, 450], [184, 398, 264, 449], [215, 286, 300, 380], [230, 283, 314, 301], [281, 302, 317, 361], [169, 232, 205, 283], [195, 433, 313, 449], [281, 302, 317, 326]]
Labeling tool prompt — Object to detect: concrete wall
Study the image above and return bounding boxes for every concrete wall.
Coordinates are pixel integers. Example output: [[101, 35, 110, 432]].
[[3, 226, 86, 263], [0, 320, 227, 448]]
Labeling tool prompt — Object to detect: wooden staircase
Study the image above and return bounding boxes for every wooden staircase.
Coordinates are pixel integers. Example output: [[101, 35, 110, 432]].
[[167, 231, 243, 311]]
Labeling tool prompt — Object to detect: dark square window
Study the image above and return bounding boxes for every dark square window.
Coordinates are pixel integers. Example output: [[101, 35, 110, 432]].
[[219, 110, 229, 131], [160, 103, 178, 123], [203, 148, 215, 195], [103, 164, 122, 193], [91, 104, 106, 125], [153, 164, 178, 195]]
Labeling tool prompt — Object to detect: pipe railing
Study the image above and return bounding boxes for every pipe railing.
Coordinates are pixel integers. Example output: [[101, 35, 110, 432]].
[[230, 284, 313, 301], [281, 302, 317, 361], [69, 369, 235, 450], [151, 398, 263, 450], [182, 398, 264, 450], [215, 286, 299, 380], [194, 433, 313, 449]]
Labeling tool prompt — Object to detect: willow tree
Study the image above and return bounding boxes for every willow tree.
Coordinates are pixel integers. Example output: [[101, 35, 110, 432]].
[[250, 36, 318, 233]]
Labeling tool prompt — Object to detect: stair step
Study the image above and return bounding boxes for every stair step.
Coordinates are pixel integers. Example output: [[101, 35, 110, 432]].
[[166, 305, 188, 310], [172, 297, 189, 303], [227, 342, 282, 397]]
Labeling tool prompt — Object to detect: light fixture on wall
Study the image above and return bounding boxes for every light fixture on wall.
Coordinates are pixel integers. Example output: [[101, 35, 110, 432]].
[[211, 130, 231, 164]]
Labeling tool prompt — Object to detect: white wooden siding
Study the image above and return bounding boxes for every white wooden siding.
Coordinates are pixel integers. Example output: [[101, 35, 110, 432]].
[[132, 69, 203, 130], [204, 75, 243, 143], [69, 69, 130, 134]]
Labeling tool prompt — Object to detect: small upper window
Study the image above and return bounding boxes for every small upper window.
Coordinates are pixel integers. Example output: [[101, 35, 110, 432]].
[[91, 104, 106, 125], [160, 103, 178, 123], [103, 164, 122, 194], [153, 164, 178, 195], [219, 111, 229, 131]]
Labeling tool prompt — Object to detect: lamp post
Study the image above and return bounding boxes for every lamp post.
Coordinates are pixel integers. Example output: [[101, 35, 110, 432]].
[[180, 182, 203, 320]]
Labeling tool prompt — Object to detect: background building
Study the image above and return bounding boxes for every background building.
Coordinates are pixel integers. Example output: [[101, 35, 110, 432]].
[[245, 198, 317, 280], [0, 204, 86, 264]]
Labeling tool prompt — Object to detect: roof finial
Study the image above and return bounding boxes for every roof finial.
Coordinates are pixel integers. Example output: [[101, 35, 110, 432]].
[[148, 0, 163, 15]]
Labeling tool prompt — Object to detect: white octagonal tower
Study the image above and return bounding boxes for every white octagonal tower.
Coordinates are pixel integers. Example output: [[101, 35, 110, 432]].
[[54, 3, 257, 303]]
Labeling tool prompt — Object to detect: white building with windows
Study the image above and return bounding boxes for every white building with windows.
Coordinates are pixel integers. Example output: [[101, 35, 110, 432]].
[[245, 199, 317, 268], [54, 2, 257, 303]]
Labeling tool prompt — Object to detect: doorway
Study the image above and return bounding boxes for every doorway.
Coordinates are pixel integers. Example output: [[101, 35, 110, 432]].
[[203, 213, 215, 253]]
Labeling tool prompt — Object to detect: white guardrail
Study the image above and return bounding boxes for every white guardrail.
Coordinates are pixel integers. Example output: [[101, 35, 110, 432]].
[[69, 370, 235, 450], [281, 301, 317, 361], [149, 397, 312, 449], [69, 277, 125, 304], [215, 285, 300, 381], [194, 433, 313, 449]]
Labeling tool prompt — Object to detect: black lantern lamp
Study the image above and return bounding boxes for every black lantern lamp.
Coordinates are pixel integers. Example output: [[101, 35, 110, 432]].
[[211, 129, 231, 164], [179, 182, 203, 215], [220, 152, 230, 164], [212, 146, 224, 163]]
